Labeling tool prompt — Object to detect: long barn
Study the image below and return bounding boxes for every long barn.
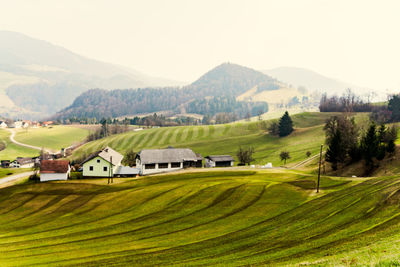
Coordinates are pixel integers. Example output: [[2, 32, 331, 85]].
[[136, 148, 202, 175]]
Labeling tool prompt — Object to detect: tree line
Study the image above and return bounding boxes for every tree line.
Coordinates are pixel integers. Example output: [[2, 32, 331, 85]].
[[319, 90, 374, 112], [324, 114, 397, 174]]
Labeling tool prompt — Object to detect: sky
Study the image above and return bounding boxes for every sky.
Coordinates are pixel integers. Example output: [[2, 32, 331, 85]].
[[1, 0, 400, 92]]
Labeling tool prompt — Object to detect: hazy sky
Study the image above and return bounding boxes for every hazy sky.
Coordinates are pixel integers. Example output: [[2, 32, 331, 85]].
[[1, 0, 400, 92]]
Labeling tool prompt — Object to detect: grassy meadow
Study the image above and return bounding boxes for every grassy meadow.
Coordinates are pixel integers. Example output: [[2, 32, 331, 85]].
[[0, 129, 39, 161], [0, 170, 400, 265], [72, 112, 343, 166], [13, 125, 89, 152]]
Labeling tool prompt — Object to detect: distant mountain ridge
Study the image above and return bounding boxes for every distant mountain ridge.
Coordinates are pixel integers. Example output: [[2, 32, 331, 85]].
[[0, 31, 183, 119], [263, 66, 369, 94], [53, 63, 278, 120]]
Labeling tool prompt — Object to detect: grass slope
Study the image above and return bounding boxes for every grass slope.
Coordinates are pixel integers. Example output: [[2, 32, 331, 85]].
[[14, 126, 89, 152], [72, 112, 340, 166], [0, 170, 400, 266], [0, 129, 38, 161]]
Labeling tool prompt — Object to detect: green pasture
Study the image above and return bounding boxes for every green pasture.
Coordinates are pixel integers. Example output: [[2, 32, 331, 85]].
[[0, 170, 400, 265], [14, 126, 89, 152], [0, 129, 38, 161], [72, 112, 343, 166]]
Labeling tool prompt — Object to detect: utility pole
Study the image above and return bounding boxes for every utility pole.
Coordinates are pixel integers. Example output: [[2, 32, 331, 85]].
[[317, 144, 323, 193], [111, 156, 113, 184], [108, 156, 113, 184]]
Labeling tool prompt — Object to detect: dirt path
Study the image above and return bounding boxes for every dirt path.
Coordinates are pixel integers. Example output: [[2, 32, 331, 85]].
[[290, 151, 326, 169], [7, 129, 51, 152], [0, 171, 33, 188]]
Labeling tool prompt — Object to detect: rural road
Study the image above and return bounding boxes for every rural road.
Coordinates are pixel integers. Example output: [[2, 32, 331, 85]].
[[0, 171, 34, 188], [290, 151, 326, 169], [7, 129, 49, 152]]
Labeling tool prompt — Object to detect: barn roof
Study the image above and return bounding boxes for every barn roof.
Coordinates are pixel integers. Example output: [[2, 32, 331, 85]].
[[82, 146, 123, 166], [205, 155, 234, 162], [115, 166, 140, 175], [40, 160, 70, 173], [138, 148, 199, 164], [14, 157, 34, 165]]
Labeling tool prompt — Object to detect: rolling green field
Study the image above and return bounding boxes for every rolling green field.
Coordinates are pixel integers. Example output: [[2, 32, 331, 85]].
[[0, 129, 39, 161], [1, 170, 400, 266], [72, 112, 344, 166], [14, 126, 89, 152]]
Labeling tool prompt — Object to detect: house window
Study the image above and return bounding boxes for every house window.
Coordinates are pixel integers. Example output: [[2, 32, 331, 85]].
[[145, 164, 155, 169], [97, 159, 100, 163], [89, 166, 93, 171], [159, 163, 168, 169], [104, 166, 108, 171], [171, 162, 180, 168]]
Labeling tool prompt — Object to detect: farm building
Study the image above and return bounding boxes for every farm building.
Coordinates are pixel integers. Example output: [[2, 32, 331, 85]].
[[205, 155, 234, 168], [13, 121, 23, 128], [10, 157, 35, 168], [1, 160, 10, 168], [82, 147, 123, 178], [40, 160, 70, 182], [114, 166, 140, 177], [0, 121, 7, 128], [136, 148, 202, 175]]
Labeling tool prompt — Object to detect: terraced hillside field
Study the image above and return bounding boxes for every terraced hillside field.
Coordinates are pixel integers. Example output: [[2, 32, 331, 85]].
[[1, 170, 400, 266], [14, 126, 89, 152], [73, 112, 345, 166], [0, 129, 38, 160]]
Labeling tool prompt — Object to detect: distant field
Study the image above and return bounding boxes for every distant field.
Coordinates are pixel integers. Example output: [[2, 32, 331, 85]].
[[14, 126, 89, 152], [72, 112, 345, 166], [1, 170, 400, 265], [0, 129, 38, 161]]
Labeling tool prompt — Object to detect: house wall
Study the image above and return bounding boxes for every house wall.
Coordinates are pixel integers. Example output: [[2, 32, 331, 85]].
[[10, 162, 34, 168], [40, 172, 69, 182], [83, 156, 119, 177], [137, 160, 183, 175], [205, 158, 215, 168]]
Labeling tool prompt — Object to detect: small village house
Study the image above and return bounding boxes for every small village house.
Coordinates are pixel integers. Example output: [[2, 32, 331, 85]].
[[82, 147, 123, 178], [10, 157, 35, 168], [22, 121, 31, 128], [14, 121, 23, 128], [0, 121, 7, 128], [42, 121, 54, 127], [205, 155, 234, 168], [40, 160, 70, 182], [1, 160, 10, 168], [136, 148, 202, 175]]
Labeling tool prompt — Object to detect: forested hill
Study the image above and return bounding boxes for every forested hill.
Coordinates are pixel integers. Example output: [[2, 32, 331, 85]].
[[53, 63, 279, 120], [191, 63, 278, 96]]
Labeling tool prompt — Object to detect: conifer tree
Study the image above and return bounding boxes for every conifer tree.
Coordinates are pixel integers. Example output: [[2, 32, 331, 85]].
[[325, 130, 343, 171], [360, 123, 379, 170], [278, 111, 293, 137]]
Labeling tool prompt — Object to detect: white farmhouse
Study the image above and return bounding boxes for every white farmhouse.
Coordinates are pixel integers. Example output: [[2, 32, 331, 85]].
[[81, 147, 123, 178], [0, 121, 7, 128], [136, 148, 202, 175], [40, 160, 70, 182], [14, 121, 23, 128]]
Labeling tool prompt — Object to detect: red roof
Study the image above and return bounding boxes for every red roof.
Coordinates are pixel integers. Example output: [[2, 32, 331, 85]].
[[40, 160, 70, 173]]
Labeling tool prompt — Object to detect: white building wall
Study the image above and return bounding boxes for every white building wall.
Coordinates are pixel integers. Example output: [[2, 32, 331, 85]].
[[10, 162, 34, 168], [40, 173, 69, 182], [205, 159, 216, 168]]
